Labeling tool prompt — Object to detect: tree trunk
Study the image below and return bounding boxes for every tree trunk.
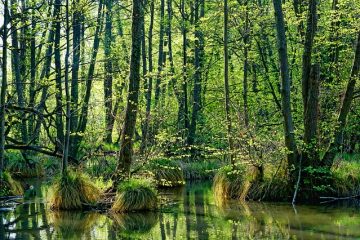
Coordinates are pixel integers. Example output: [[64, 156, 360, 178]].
[[154, 0, 165, 107], [113, 0, 143, 183], [302, 0, 319, 166], [243, 1, 249, 128], [224, 0, 234, 163], [104, 0, 114, 144], [70, 0, 82, 153], [272, 0, 298, 171], [0, 0, 9, 177], [187, 0, 205, 149], [63, 0, 71, 174], [54, 0, 64, 151]]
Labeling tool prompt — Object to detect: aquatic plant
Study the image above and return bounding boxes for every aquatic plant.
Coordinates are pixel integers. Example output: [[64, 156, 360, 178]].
[[49, 170, 101, 210], [0, 171, 23, 196], [147, 158, 185, 187], [111, 179, 158, 213]]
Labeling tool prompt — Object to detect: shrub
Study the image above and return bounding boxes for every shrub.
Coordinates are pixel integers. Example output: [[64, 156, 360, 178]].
[[111, 179, 158, 213]]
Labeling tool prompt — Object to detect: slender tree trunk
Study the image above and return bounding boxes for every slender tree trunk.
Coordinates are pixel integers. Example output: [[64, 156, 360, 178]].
[[154, 0, 165, 107], [11, 0, 28, 147], [141, 0, 154, 153], [272, 0, 298, 171], [323, 32, 360, 167], [302, 0, 319, 166], [63, 0, 71, 174], [75, 0, 104, 154], [29, 10, 36, 137], [224, 0, 233, 163], [180, 0, 189, 134], [0, 0, 9, 177], [104, 0, 114, 144], [70, 0, 82, 153], [113, 0, 143, 183], [243, 1, 249, 128], [54, 0, 64, 151], [187, 0, 204, 149]]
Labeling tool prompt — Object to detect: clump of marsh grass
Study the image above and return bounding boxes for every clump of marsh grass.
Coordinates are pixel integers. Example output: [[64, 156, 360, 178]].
[[181, 160, 221, 180], [49, 170, 101, 210], [0, 172, 23, 196], [111, 179, 158, 213], [111, 212, 158, 236], [213, 163, 259, 204], [147, 158, 185, 187]]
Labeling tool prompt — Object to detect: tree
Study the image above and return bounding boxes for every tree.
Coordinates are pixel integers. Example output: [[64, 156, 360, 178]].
[[113, 0, 143, 183]]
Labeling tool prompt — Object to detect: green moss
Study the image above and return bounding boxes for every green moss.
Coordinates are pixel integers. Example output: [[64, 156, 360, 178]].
[[111, 179, 158, 213], [49, 170, 101, 210], [0, 172, 24, 196], [147, 158, 185, 187]]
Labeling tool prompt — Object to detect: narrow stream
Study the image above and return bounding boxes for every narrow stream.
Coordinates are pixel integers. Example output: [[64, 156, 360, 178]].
[[1, 181, 360, 239]]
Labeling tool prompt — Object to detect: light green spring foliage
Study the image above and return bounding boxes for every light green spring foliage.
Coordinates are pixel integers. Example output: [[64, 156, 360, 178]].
[[0, 172, 23, 196], [147, 158, 185, 187], [50, 170, 101, 210], [111, 179, 158, 213]]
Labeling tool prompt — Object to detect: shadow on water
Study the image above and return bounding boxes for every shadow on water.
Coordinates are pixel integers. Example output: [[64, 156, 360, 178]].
[[2, 180, 360, 239]]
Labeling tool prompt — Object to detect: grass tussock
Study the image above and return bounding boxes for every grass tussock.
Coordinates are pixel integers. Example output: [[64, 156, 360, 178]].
[[213, 163, 256, 204], [50, 211, 100, 239], [0, 172, 23, 196], [111, 179, 158, 213], [111, 212, 158, 236], [147, 158, 185, 187], [49, 170, 101, 210]]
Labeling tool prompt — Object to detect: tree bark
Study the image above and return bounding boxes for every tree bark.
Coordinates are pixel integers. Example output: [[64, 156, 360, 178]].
[[103, 0, 114, 144], [113, 0, 143, 182], [154, 0, 165, 107], [224, 0, 234, 163], [272, 0, 298, 171], [0, 0, 9, 177]]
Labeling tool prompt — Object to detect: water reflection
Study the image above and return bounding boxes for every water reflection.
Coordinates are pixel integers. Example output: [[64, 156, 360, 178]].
[[1, 180, 360, 239]]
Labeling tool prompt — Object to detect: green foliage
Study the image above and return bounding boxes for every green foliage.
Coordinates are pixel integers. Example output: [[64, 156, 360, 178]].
[[49, 170, 101, 210], [0, 172, 24, 196], [146, 158, 185, 187], [111, 179, 158, 213]]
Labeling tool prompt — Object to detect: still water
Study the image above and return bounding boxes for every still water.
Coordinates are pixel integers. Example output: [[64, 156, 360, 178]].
[[1, 181, 360, 240]]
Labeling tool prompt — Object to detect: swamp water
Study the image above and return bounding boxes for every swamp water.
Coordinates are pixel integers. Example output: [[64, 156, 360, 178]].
[[1, 181, 360, 239]]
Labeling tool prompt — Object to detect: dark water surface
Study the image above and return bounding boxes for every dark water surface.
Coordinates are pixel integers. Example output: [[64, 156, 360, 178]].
[[1, 181, 360, 239]]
